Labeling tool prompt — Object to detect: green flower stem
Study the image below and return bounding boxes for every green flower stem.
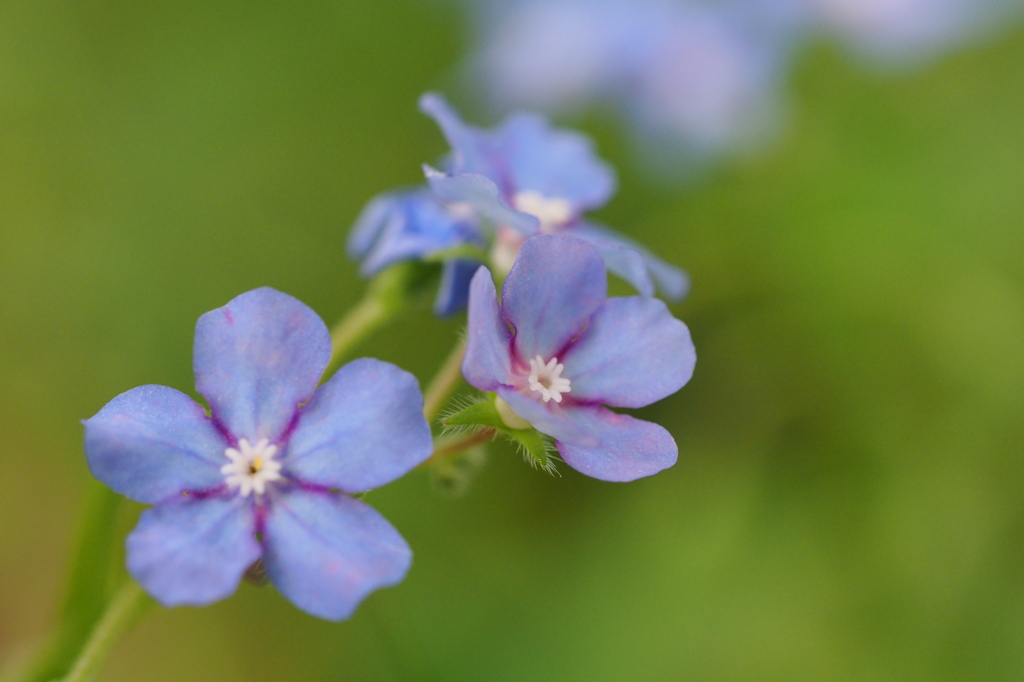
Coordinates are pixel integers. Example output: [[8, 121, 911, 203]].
[[59, 580, 153, 682], [422, 338, 467, 423], [327, 263, 423, 375], [422, 428, 496, 468], [13, 482, 122, 682]]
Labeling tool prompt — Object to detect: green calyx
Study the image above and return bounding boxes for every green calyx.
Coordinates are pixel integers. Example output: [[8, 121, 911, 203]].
[[443, 396, 556, 473]]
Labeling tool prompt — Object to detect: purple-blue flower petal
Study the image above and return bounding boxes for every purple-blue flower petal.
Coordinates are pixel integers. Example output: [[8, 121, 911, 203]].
[[493, 112, 616, 213], [284, 359, 432, 493], [434, 258, 481, 317], [84, 385, 227, 504], [586, 239, 655, 297], [423, 165, 539, 236], [562, 296, 695, 408], [574, 222, 690, 301], [462, 266, 514, 390], [555, 406, 677, 482], [262, 488, 411, 621], [126, 495, 260, 607], [494, 387, 597, 447], [193, 287, 330, 443], [420, 92, 499, 179], [501, 234, 607, 361], [420, 92, 615, 215], [349, 190, 484, 278]]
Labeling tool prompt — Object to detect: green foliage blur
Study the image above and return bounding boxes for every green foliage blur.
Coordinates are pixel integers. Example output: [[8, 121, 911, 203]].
[[1, 1, 1023, 680]]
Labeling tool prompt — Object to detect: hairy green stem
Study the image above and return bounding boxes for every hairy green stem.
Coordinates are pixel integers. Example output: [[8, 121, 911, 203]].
[[422, 338, 467, 423], [58, 581, 152, 682], [12, 483, 122, 682]]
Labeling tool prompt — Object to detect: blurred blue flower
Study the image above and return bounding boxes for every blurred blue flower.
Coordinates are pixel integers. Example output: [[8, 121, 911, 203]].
[[466, 0, 803, 164], [462, 234, 696, 482], [420, 92, 690, 299], [348, 188, 487, 315], [84, 287, 433, 620], [805, 0, 1024, 66]]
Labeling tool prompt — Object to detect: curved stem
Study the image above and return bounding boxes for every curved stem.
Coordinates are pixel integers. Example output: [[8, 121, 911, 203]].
[[12, 483, 122, 682], [421, 428, 496, 468], [422, 338, 467, 423], [328, 292, 390, 369], [326, 263, 426, 375], [59, 581, 152, 682]]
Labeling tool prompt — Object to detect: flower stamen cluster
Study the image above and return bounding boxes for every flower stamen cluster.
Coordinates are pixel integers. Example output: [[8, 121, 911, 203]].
[[527, 355, 571, 403], [220, 438, 283, 497]]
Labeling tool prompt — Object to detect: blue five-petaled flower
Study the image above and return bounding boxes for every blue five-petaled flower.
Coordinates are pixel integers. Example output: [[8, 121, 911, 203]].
[[83, 287, 433, 620], [462, 234, 696, 482]]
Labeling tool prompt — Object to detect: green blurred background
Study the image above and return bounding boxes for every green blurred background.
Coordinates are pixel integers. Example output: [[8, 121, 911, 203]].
[[2, 1, 1023, 680]]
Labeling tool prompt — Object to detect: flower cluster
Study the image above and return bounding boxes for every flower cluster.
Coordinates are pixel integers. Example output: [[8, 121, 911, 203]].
[[82, 94, 695, 624], [349, 93, 688, 315]]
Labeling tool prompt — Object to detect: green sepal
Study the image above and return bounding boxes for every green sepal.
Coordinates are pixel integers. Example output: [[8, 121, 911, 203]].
[[505, 427, 552, 470], [443, 399, 507, 431]]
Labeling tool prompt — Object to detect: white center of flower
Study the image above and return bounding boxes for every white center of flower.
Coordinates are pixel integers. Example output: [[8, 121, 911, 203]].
[[221, 438, 283, 497], [528, 355, 572, 403], [514, 191, 573, 233]]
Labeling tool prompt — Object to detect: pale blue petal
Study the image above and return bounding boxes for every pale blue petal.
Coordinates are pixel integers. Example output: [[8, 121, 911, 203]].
[[84, 385, 227, 504], [350, 190, 484, 278], [284, 359, 433, 493], [424, 165, 539, 236], [494, 113, 616, 212], [193, 288, 330, 443], [420, 92, 615, 215], [434, 259, 482, 317], [556, 406, 677, 482], [419, 92, 499, 178], [462, 266, 513, 390], [263, 489, 411, 621], [562, 297, 695, 408], [126, 495, 260, 607], [348, 192, 394, 261], [574, 222, 690, 301], [495, 387, 597, 447], [587, 239, 655, 297], [501, 234, 606, 361]]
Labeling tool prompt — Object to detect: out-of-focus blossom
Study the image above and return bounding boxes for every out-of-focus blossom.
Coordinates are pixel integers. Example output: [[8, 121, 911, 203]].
[[462, 234, 696, 482], [467, 0, 803, 161], [805, 0, 1023, 65], [348, 188, 486, 315], [84, 288, 433, 620], [461, 0, 1023, 165]]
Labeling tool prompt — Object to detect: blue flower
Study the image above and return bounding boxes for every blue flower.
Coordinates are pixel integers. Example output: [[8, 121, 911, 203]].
[[420, 92, 690, 300], [83, 287, 433, 620], [465, 0, 802, 168], [347, 188, 487, 316], [806, 0, 1019, 66], [462, 234, 696, 482]]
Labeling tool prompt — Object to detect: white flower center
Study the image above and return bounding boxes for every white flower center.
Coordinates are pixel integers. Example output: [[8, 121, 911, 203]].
[[221, 438, 283, 497], [528, 355, 571, 403], [514, 191, 573, 233]]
